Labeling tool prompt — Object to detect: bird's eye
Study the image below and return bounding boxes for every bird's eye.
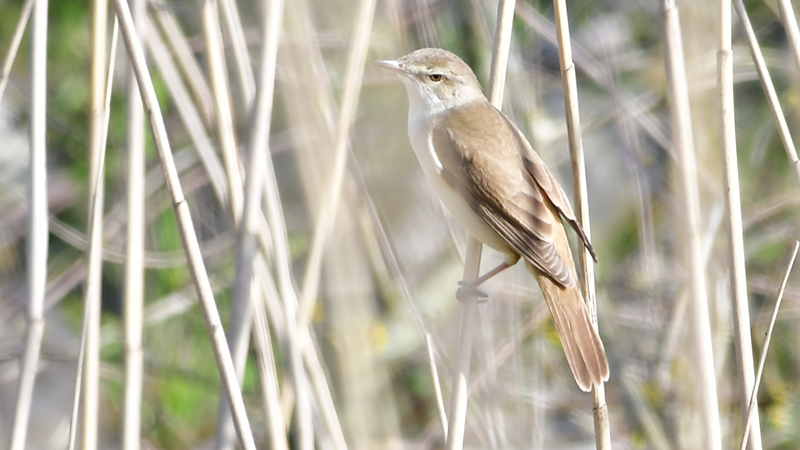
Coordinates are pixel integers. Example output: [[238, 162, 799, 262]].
[[429, 74, 444, 82]]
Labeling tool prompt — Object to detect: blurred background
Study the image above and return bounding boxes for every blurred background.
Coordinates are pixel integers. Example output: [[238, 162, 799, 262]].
[[1, 0, 800, 448]]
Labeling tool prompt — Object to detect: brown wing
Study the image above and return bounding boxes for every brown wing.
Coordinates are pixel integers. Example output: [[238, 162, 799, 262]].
[[431, 100, 575, 289], [509, 122, 597, 262]]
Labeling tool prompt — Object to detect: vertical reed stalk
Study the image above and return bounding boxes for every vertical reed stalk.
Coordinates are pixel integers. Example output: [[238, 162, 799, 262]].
[[70, 27, 119, 444], [215, 0, 285, 446], [122, 0, 146, 447], [111, 0, 257, 446], [660, 1, 721, 449], [8, 0, 48, 447], [550, 0, 611, 447], [717, 1, 762, 448], [446, 1, 515, 449], [82, 0, 109, 446]]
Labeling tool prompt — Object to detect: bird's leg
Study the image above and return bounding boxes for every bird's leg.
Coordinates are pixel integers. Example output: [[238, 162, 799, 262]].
[[456, 261, 513, 301]]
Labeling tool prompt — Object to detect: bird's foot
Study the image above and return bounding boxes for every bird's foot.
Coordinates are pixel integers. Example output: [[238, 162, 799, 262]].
[[456, 280, 488, 302]]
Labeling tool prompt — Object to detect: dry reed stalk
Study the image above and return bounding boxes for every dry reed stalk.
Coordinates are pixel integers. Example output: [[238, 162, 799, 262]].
[[68, 285, 92, 450], [251, 289, 289, 450], [620, 371, 671, 450], [259, 191, 345, 445], [276, 0, 369, 447], [250, 184, 302, 405], [111, 0, 257, 446], [717, 2, 763, 449], [144, 19, 229, 204], [739, 241, 799, 450], [255, 252, 287, 343], [65, 238, 119, 450], [514, 2, 674, 169], [149, 5, 215, 127], [202, 0, 244, 219], [660, 1, 721, 449], [81, 0, 109, 446], [287, 0, 377, 446], [8, 0, 48, 446], [132, 30, 283, 446], [0, 0, 34, 102], [550, 0, 611, 447], [71, 19, 119, 450], [122, 0, 146, 447], [215, 0, 285, 446], [297, 0, 376, 328], [445, 275, 479, 450], [300, 330, 349, 450], [446, 1, 515, 449], [732, 0, 800, 188], [263, 118, 312, 450], [776, 0, 800, 78], [426, 333, 448, 440], [217, 0, 255, 109]]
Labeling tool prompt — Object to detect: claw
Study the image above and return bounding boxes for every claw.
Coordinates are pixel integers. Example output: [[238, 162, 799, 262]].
[[456, 281, 488, 302]]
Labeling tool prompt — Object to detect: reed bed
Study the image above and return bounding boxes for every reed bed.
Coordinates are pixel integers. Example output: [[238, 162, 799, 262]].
[[2, 0, 800, 449]]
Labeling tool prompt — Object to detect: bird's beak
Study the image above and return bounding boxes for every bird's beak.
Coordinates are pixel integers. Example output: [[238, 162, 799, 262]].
[[374, 59, 405, 75]]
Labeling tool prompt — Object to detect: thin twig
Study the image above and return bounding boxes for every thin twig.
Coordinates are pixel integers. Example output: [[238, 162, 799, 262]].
[[300, 329, 349, 450], [111, 0, 257, 447], [67, 279, 93, 450], [660, 1, 722, 449], [290, 0, 377, 447], [202, 0, 243, 219], [217, 0, 255, 110], [733, 0, 800, 188], [425, 333, 448, 440], [275, 1, 355, 447], [718, 1, 763, 448], [620, 371, 671, 450], [0, 0, 34, 103], [149, 4, 215, 127], [776, 0, 800, 79], [144, 17, 229, 205], [297, 0, 377, 328], [251, 288, 289, 450], [739, 241, 800, 450]]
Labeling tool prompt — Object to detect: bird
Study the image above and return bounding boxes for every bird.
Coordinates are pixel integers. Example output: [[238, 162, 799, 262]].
[[376, 48, 609, 391]]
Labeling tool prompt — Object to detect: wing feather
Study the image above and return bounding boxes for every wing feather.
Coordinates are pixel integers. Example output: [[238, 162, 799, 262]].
[[513, 125, 597, 262], [431, 100, 576, 288]]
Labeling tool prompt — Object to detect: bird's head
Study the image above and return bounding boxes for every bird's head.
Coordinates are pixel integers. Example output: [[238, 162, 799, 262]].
[[376, 48, 485, 116]]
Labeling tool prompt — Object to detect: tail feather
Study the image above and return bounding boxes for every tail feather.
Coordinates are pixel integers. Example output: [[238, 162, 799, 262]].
[[529, 263, 609, 392]]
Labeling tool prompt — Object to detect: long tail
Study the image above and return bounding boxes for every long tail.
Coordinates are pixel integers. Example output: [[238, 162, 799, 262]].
[[530, 263, 609, 391]]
